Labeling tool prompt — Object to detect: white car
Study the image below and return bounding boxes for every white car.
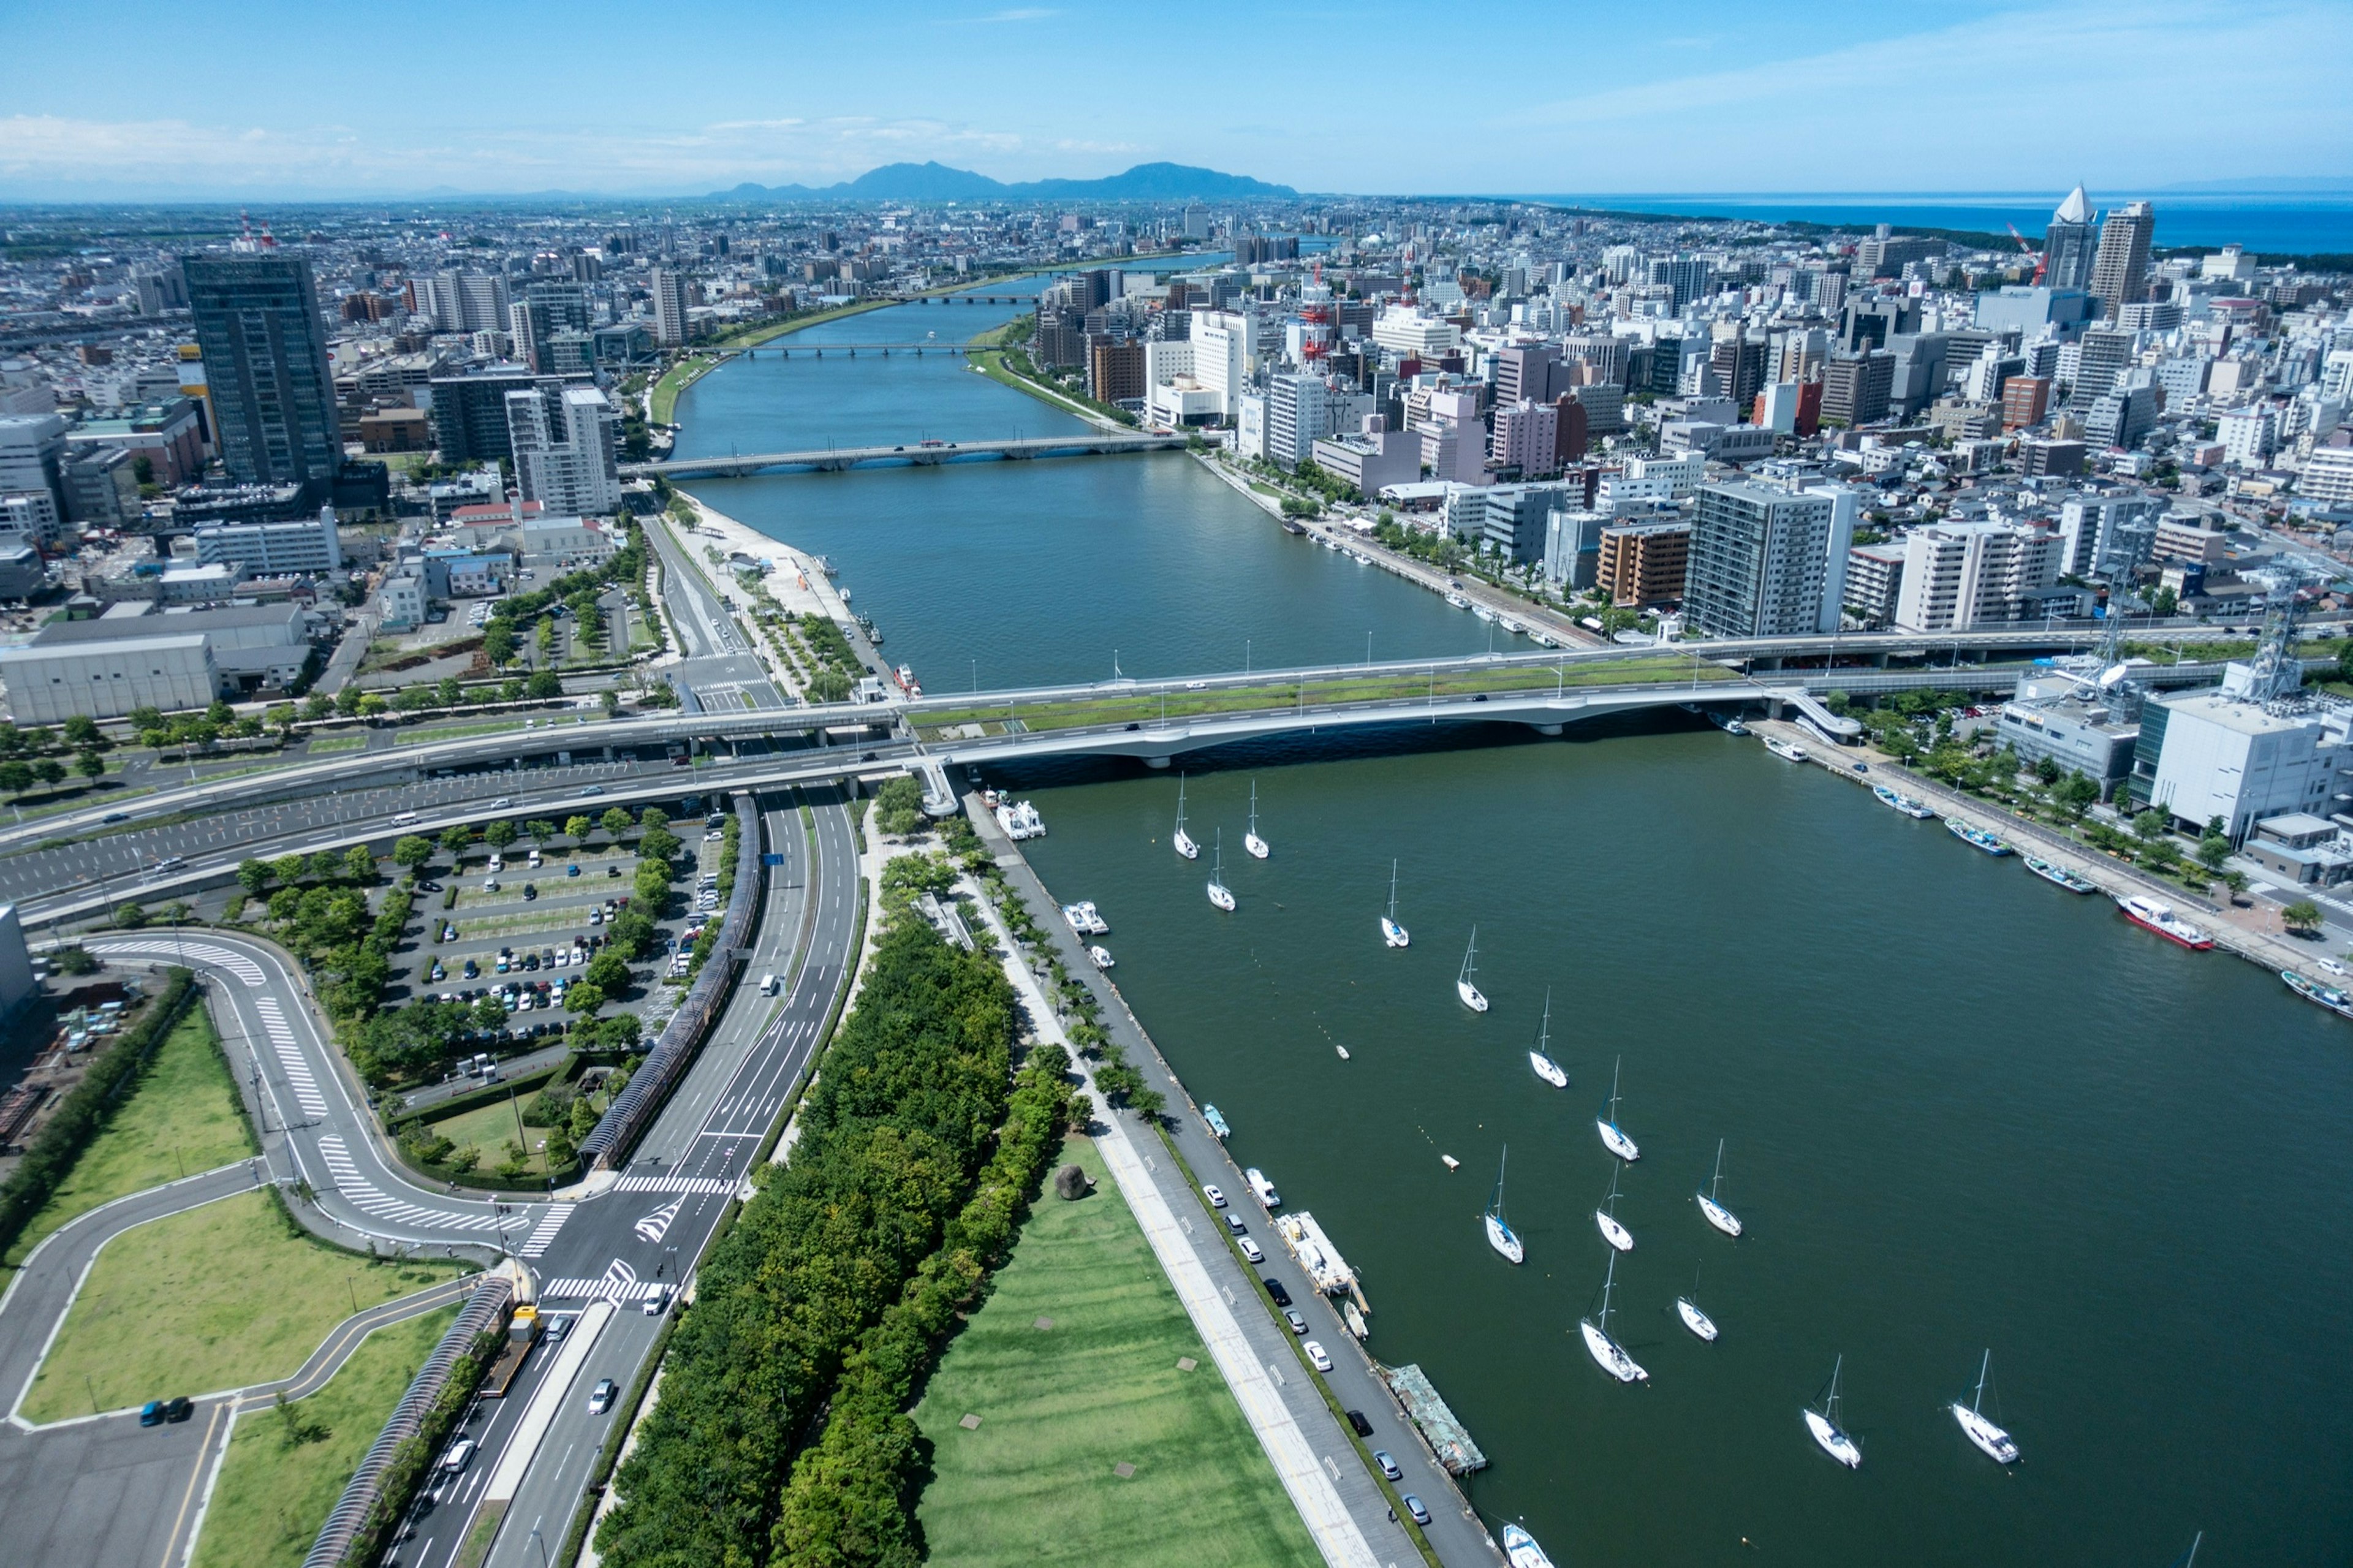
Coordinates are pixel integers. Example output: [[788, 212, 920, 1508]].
[[439, 1438, 477, 1475], [2321, 957, 2348, 977], [1238, 1236, 1264, 1263], [1201, 1184, 1227, 1209], [1303, 1339, 1333, 1373]]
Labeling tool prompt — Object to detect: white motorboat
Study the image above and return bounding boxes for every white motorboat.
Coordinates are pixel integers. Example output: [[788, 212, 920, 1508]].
[[1061, 902, 1108, 936], [2116, 893, 2215, 950], [1087, 945, 1114, 970], [1172, 775, 1198, 860], [1597, 1056, 1639, 1161], [1457, 927, 1488, 1012], [1578, 1252, 1648, 1383], [1950, 1350, 2020, 1464], [1483, 1147, 1524, 1265], [1243, 779, 1269, 859], [1764, 735, 1809, 762], [1381, 858, 1410, 948], [1805, 1356, 1863, 1468], [1528, 989, 1567, 1088], [1696, 1139, 1743, 1237], [1207, 831, 1236, 912], [1499, 1524, 1556, 1568], [1594, 1164, 1634, 1252]]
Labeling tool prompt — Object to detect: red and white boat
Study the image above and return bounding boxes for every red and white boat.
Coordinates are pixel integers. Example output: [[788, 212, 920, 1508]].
[[2116, 894, 2214, 950], [892, 664, 923, 697]]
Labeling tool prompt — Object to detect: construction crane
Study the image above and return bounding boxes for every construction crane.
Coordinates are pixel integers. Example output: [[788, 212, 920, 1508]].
[[2003, 222, 2047, 286]]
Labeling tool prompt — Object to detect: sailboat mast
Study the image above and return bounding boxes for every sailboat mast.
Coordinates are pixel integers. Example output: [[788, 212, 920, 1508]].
[[1974, 1350, 1990, 1415]]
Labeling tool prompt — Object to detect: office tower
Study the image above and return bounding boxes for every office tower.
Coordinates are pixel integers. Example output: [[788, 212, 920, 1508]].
[[2089, 202, 2155, 320], [651, 269, 692, 347], [1820, 350, 1893, 426], [2043, 186, 2097, 291], [181, 252, 343, 488], [1190, 311, 1256, 419], [1647, 257, 1712, 314], [2002, 375, 2052, 431], [1685, 480, 1852, 637], [2067, 326, 2135, 409], [1710, 332, 1767, 411], [431, 366, 547, 463], [506, 385, 623, 515]]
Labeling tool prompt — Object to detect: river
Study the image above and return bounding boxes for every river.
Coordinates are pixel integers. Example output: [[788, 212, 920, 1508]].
[[673, 289, 2353, 1563]]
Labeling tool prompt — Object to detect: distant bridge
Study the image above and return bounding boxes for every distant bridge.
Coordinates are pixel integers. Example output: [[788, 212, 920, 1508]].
[[626, 432, 1185, 479], [746, 341, 991, 358]]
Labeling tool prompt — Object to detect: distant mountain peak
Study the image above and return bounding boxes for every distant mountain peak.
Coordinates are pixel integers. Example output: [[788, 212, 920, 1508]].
[[705, 161, 1295, 204]]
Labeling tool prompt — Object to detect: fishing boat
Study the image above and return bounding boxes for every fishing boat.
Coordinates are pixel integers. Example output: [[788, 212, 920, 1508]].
[[2025, 855, 2098, 892], [1597, 1056, 1639, 1161], [1528, 990, 1567, 1088], [1529, 632, 1558, 649], [1805, 1357, 1863, 1468], [1457, 928, 1488, 1012], [1677, 1263, 1719, 1342], [1201, 1104, 1232, 1140], [1706, 710, 1748, 735], [1873, 783, 1936, 819], [1473, 604, 1497, 623], [1946, 817, 2015, 855], [2283, 969, 2353, 1019], [1381, 860, 1411, 948], [891, 664, 922, 697], [1950, 1349, 2020, 1464], [1207, 831, 1236, 912], [1483, 1148, 1525, 1265], [1594, 1164, 1634, 1252], [2116, 894, 2213, 950], [1499, 1524, 1556, 1568], [1446, 592, 1471, 610], [1763, 735, 1808, 762], [1696, 1139, 1743, 1237], [1172, 776, 1198, 860], [1244, 779, 1270, 859], [1087, 945, 1115, 970], [1498, 616, 1523, 635], [1578, 1252, 1648, 1383]]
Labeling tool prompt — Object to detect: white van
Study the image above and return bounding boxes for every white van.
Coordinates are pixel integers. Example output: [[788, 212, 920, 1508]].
[[391, 811, 420, 828], [760, 973, 779, 996]]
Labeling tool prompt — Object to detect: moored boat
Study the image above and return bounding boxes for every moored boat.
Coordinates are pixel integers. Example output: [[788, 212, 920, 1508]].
[[1457, 928, 1488, 1012], [1764, 735, 1808, 762], [2283, 969, 2353, 1018], [1087, 944, 1114, 969], [1499, 1524, 1556, 1568], [1805, 1357, 1863, 1468], [1382, 860, 1411, 948], [1950, 1350, 2020, 1464], [1485, 1148, 1525, 1265], [2116, 893, 2213, 950], [1578, 1252, 1647, 1383], [1597, 1056, 1639, 1161], [1945, 817, 2015, 855], [1696, 1139, 1743, 1237], [1201, 1104, 1232, 1140], [2024, 855, 2098, 893], [1528, 990, 1567, 1088], [1873, 783, 1936, 819]]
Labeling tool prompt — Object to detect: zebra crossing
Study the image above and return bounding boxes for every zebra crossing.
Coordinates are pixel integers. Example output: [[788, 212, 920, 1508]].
[[517, 1203, 574, 1258], [252, 994, 329, 1119], [612, 1173, 737, 1195], [316, 1135, 512, 1234], [540, 1257, 668, 1303]]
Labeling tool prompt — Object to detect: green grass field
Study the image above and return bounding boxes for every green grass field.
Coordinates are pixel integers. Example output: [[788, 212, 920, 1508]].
[[2, 1007, 253, 1273], [20, 1191, 466, 1422], [191, 1305, 458, 1568], [301, 735, 366, 756], [911, 1140, 1319, 1568], [420, 1096, 554, 1177]]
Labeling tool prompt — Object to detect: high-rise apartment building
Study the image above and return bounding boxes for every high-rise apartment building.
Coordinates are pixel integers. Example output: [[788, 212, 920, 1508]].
[[1189, 311, 1256, 419], [2088, 202, 2155, 320], [1596, 520, 1691, 607], [2001, 375, 2052, 431], [1820, 350, 1893, 427], [650, 269, 692, 348], [2042, 186, 2097, 292], [1684, 480, 1854, 638], [506, 385, 623, 517], [181, 252, 343, 488], [1894, 521, 2062, 632], [1265, 373, 1328, 471], [2067, 326, 2136, 409]]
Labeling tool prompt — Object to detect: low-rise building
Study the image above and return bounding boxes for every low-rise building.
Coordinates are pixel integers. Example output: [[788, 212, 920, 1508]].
[[2134, 684, 2352, 838], [1311, 420, 1419, 501], [1995, 672, 2139, 795], [2240, 812, 2353, 887]]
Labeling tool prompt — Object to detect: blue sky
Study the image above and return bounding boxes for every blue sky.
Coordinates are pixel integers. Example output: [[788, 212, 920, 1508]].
[[1, 0, 2346, 199]]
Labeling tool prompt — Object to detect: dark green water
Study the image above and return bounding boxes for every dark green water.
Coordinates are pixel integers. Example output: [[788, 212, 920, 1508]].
[[1010, 724, 2353, 1566]]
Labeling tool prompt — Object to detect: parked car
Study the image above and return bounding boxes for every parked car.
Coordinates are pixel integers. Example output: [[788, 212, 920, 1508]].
[[1303, 1339, 1333, 1372], [1284, 1309, 1308, 1336], [1224, 1211, 1246, 1235], [1238, 1236, 1264, 1263], [1373, 1449, 1401, 1479], [1200, 1184, 1226, 1208], [1401, 1494, 1431, 1526], [1262, 1277, 1292, 1308], [1345, 1409, 1374, 1438]]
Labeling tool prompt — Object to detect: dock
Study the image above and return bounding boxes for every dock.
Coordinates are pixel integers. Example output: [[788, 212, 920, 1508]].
[[1275, 1211, 1357, 1296], [1380, 1363, 1487, 1474]]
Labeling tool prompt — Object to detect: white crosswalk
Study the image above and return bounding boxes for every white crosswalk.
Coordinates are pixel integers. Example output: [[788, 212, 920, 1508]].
[[634, 1198, 683, 1244], [316, 1135, 510, 1233], [92, 937, 267, 987], [252, 994, 328, 1119], [517, 1203, 574, 1257], [612, 1174, 737, 1195], [540, 1258, 667, 1302]]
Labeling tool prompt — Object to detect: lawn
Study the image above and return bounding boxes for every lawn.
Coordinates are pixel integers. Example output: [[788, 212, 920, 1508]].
[[302, 735, 366, 756], [19, 1190, 468, 1422], [911, 1138, 1319, 1568], [1, 1007, 253, 1273], [191, 1304, 458, 1568], [422, 1095, 553, 1177]]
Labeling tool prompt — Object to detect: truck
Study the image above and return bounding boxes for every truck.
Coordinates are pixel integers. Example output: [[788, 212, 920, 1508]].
[[477, 1305, 542, 1399]]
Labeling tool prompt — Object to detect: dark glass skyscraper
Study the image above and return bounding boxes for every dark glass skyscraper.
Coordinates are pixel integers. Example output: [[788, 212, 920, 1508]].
[[181, 252, 343, 488]]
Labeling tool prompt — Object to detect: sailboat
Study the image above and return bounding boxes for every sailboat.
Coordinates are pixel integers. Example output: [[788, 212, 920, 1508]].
[[1528, 990, 1567, 1088], [1381, 860, 1410, 948], [1594, 1164, 1634, 1252], [1578, 1252, 1648, 1382], [1483, 1147, 1525, 1264], [1696, 1140, 1743, 1237], [1207, 831, 1236, 912], [1456, 928, 1488, 1012], [1243, 780, 1269, 859], [1950, 1350, 2020, 1464], [1172, 776, 1199, 860], [1676, 1262, 1719, 1341], [1805, 1356, 1863, 1468], [1596, 1057, 1639, 1161]]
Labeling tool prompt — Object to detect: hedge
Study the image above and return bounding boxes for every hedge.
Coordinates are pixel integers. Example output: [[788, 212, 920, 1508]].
[[593, 917, 1018, 1568], [0, 969, 195, 1262]]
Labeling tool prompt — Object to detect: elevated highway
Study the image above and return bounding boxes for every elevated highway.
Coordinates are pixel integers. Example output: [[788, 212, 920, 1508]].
[[625, 431, 1184, 480]]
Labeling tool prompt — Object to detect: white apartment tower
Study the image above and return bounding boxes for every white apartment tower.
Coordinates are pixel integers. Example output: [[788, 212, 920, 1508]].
[[1894, 521, 2061, 633], [507, 386, 623, 517]]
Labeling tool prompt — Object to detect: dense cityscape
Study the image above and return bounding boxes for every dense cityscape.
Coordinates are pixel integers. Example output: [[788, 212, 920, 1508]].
[[2, 12, 2351, 1568]]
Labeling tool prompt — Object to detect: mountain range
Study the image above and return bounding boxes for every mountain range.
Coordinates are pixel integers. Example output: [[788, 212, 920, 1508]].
[[703, 161, 1296, 205]]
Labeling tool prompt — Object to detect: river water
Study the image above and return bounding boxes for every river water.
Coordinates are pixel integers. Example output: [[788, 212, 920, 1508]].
[[675, 291, 2353, 1563]]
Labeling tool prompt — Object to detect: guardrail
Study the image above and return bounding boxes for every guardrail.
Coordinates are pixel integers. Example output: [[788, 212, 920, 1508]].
[[580, 790, 764, 1168], [301, 1274, 511, 1568]]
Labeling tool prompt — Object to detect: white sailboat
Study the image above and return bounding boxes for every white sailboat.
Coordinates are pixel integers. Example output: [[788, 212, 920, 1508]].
[[1696, 1139, 1743, 1237], [1676, 1262, 1719, 1342], [1594, 1163, 1634, 1252], [1950, 1349, 2020, 1464], [1528, 988, 1567, 1088], [1578, 1252, 1648, 1383], [1483, 1146, 1525, 1264], [1243, 779, 1269, 859], [1596, 1056, 1639, 1161], [1207, 831, 1235, 912], [1381, 859, 1410, 948], [1456, 927, 1488, 1012], [1805, 1356, 1863, 1468], [1172, 775, 1199, 860]]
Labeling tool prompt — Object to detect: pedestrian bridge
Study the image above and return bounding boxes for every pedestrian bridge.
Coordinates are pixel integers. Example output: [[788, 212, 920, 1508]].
[[625, 432, 1185, 480]]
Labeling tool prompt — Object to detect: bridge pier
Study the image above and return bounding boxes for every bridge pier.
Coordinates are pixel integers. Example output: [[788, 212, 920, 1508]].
[[1143, 756, 1172, 769], [1530, 723, 1565, 737]]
